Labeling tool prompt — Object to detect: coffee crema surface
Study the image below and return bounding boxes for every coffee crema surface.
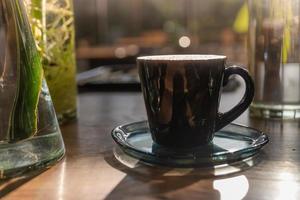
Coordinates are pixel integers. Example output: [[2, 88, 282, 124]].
[[138, 55, 227, 61]]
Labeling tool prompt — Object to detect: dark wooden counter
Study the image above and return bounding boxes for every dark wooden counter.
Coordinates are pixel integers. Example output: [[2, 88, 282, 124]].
[[1, 85, 300, 199]]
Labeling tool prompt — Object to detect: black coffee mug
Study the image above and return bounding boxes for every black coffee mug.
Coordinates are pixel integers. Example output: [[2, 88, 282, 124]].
[[138, 55, 254, 148]]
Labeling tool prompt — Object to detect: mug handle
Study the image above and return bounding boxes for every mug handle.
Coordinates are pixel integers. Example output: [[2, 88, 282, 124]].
[[215, 66, 254, 131]]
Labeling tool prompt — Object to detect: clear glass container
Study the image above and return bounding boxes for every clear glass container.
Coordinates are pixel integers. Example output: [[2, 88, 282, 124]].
[[0, 0, 64, 178], [25, 0, 77, 123], [248, 0, 300, 119]]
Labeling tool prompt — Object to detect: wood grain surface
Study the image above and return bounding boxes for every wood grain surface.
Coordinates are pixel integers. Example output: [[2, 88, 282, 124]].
[[1, 85, 300, 200]]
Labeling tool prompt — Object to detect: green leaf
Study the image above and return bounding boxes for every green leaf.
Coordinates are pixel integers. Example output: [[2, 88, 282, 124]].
[[7, 0, 43, 142]]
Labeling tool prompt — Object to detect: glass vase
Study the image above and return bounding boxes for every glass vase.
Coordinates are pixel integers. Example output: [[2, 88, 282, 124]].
[[248, 0, 300, 119], [0, 0, 64, 178]]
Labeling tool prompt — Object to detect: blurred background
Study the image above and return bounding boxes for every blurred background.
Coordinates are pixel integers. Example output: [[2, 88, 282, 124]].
[[74, 0, 247, 85]]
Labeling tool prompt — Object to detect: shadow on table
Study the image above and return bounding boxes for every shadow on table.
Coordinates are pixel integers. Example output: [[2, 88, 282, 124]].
[[0, 168, 47, 198], [103, 147, 264, 199]]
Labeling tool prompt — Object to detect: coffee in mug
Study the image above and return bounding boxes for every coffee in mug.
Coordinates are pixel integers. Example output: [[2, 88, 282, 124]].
[[138, 55, 254, 148]]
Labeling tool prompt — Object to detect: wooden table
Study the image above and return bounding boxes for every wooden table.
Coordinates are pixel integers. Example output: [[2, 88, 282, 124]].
[[1, 85, 300, 200]]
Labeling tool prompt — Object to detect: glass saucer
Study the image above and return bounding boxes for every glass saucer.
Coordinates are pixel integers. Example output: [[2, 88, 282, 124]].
[[111, 121, 268, 167]]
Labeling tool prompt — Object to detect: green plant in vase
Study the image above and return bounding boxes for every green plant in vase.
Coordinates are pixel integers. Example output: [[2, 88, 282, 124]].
[[25, 0, 77, 123], [0, 0, 43, 141]]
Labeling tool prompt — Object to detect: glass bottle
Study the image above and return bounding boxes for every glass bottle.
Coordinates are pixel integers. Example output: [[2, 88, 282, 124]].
[[24, 0, 77, 123], [0, 0, 64, 178], [248, 0, 300, 119]]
